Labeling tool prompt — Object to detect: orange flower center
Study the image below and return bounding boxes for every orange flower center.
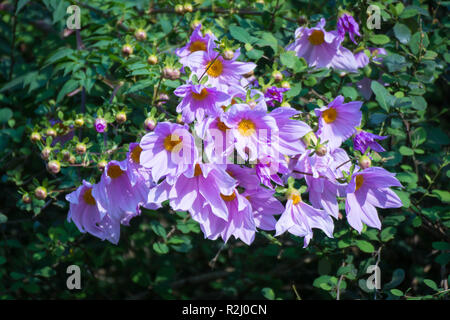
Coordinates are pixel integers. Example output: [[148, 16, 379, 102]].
[[238, 119, 256, 137], [107, 165, 125, 179], [194, 164, 202, 177], [220, 192, 236, 202], [309, 30, 325, 45], [83, 188, 96, 205], [206, 59, 223, 78], [355, 175, 364, 191], [322, 108, 337, 123], [217, 119, 230, 132], [130, 145, 142, 164], [192, 88, 209, 101], [189, 40, 207, 53], [163, 134, 182, 152]]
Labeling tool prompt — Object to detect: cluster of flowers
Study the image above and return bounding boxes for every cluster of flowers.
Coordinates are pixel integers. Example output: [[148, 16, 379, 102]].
[[66, 15, 402, 246]]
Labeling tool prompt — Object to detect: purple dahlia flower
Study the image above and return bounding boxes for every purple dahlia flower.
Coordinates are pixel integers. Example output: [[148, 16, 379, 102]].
[[337, 13, 361, 44], [353, 130, 388, 154]]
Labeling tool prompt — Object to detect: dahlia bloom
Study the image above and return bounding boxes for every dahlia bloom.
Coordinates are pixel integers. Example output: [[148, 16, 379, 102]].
[[192, 190, 256, 245], [181, 47, 256, 91], [286, 18, 358, 72], [140, 122, 198, 183], [275, 190, 334, 247], [345, 167, 403, 233], [255, 153, 289, 189], [150, 163, 236, 221], [223, 104, 278, 161], [353, 129, 388, 154], [315, 95, 362, 150], [337, 13, 361, 44], [174, 83, 230, 123], [175, 24, 216, 58], [264, 86, 289, 107], [270, 107, 311, 156], [226, 164, 260, 190], [66, 180, 120, 244], [93, 160, 145, 225], [243, 186, 285, 231]]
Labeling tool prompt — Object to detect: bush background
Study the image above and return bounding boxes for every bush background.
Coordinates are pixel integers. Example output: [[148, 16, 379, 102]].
[[0, 0, 448, 299]]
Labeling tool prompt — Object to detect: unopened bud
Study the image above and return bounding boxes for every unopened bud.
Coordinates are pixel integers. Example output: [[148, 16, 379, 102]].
[[74, 118, 84, 127], [69, 155, 76, 164], [75, 143, 87, 155], [30, 131, 41, 143], [272, 70, 283, 82], [97, 160, 108, 171], [175, 4, 184, 14], [183, 3, 193, 13], [134, 29, 147, 41], [144, 118, 156, 131], [115, 112, 127, 124], [41, 147, 51, 160], [47, 160, 61, 174], [121, 44, 133, 56], [301, 131, 318, 148], [62, 150, 71, 161], [46, 128, 57, 138], [147, 55, 158, 65], [316, 145, 327, 157], [281, 81, 290, 89], [223, 49, 234, 60], [34, 186, 47, 200], [22, 193, 31, 204], [359, 155, 372, 169]]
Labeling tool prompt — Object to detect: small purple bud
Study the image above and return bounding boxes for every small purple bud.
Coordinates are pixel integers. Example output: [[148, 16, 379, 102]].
[[95, 118, 107, 133]]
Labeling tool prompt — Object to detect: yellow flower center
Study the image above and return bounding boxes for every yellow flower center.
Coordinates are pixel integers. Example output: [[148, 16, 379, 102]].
[[238, 119, 256, 137], [192, 88, 209, 101], [287, 190, 302, 205], [355, 175, 364, 191], [163, 134, 182, 152], [217, 119, 229, 132], [83, 188, 96, 205], [206, 59, 223, 78], [322, 108, 337, 123], [220, 192, 236, 202], [309, 30, 325, 45], [194, 164, 202, 177], [130, 145, 142, 164], [107, 165, 125, 179], [189, 40, 207, 53]]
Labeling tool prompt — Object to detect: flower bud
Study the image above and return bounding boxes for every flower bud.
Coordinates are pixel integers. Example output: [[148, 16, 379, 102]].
[[191, 20, 201, 29], [69, 155, 76, 164], [47, 160, 61, 174], [97, 160, 108, 171], [147, 55, 158, 65], [62, 150, 71, 161], [46, 128, 57, 138], [280, 101, 291, 108], [121, 44, 133, 56], [41, 147, 51, 160], [315, 145, 327, 157], [30, 131, 41, 143], [175, 4, 184, 14], [115, 112, 127, 124], [22, 193, 32, 204], [272, 70, 283, 82], [144, 118, 156, 131], [75, 143, 87, 155], [94, 118, 107, 133], [169, 68, 180, 80], [223, 49, 234, 60], [301, 131, 318, 148], [162, 66, 173, 79], [359, 155, 372, 169], [183, 3, 193, 13], [281, 81, 290, 89], [134, 29, 147, 41], [176, 114, 183, 124], [74, 118, 84, 127], [34, 186, 47, 200]]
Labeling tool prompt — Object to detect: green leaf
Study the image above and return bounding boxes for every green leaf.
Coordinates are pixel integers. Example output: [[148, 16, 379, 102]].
[[423, 279, 439, 291], [150, 221, 167, 239], [381, 226, 396, 242], [390, 289, 403, 296], [261, 287, 275, 300], [280, 51, 306, 73], [369, 34, 390, 45], [393, 23, 411, 44], [229, 25, 256, 44], [411, 127, 427, 147], [0, 256, 6, 265], [399, 146, 414, 156], [384, 269, 405, 290], [394, 190, 410, 208], [355, 240, 375, 253], [152, 242, 169, 254], [431, 190, 450, 203], [0, 108, 13, 123], [16, 0, 30, 14], [432, 242, 450, 251], [371, 81, 393, 112], [0, 213, 7, 224]]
